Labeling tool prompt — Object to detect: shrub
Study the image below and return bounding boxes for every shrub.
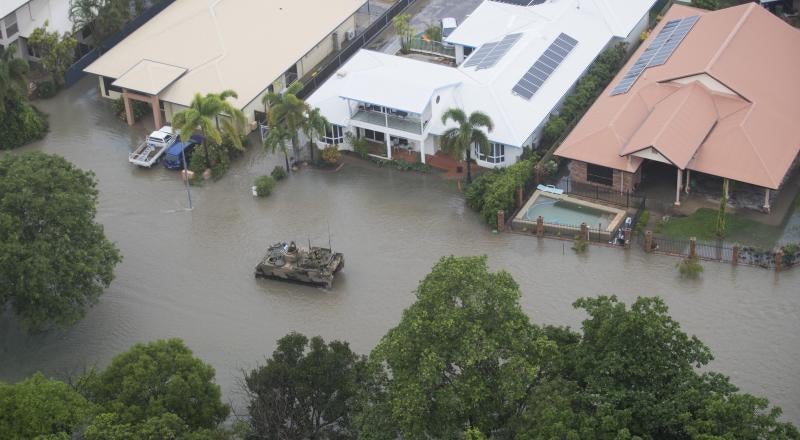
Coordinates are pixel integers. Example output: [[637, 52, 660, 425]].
[[36, 79, 58, 99], [572, 234, 588, 253], [368, 156, 432, 173], [0, 97, 48, 150], [271, 166, 287, 181], [465, 170, 501, 211], [254, 175, 276, 197], [347, 132, 369, 159], [635, 210, 650, 234], [111, 97, 150, 122], [480, 159, 534, 228], [677, 256, 704, 279], [543, 159, 559, 177], [321, 145, 341, 165]]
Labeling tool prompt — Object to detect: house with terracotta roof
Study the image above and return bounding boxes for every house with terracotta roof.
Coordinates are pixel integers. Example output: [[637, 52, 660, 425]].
[[555, 3, 800, 213]]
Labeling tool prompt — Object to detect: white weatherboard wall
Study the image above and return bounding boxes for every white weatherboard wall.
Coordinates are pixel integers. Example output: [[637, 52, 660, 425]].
[[1, 0, 72, 59]]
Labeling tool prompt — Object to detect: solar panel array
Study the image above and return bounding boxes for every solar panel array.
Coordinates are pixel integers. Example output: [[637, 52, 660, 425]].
[[512, 33, 578, 100], [463, 33, 523, 69], [491, 0, 546, 6], [610, 15, 699, 96]]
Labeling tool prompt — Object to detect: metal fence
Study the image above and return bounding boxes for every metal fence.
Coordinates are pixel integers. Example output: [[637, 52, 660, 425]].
[[64, 0, 177, 87], [295, 0, 416, 99], [557, 177, 646, 210]]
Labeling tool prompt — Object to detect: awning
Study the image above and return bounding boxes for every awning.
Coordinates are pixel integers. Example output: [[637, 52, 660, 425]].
[[112, 60, 187, 96]]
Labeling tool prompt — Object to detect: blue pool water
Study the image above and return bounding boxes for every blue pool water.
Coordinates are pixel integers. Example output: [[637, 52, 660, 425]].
[[524, 195, 616, 229]]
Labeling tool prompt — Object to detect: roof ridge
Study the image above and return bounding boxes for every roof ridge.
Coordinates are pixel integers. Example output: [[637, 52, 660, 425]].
[[704, 3, 755, 74], [737, 104, 779, 188]]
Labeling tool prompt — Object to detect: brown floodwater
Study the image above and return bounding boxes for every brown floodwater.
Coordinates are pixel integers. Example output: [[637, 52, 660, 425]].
[[1, 79, 799, 422]]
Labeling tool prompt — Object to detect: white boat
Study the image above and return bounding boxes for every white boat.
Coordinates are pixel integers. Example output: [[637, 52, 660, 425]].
[[129, 126, 178, 167]]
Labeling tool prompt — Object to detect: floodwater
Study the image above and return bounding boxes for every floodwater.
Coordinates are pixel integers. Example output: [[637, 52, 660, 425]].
[[1, 79, 799, 423]]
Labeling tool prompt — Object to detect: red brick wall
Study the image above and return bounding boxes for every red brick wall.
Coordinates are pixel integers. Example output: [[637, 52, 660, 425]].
[[567, 160, 641, 192]]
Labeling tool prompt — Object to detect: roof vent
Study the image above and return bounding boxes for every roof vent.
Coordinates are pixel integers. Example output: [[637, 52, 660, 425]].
[[336, 70, 348, 78]]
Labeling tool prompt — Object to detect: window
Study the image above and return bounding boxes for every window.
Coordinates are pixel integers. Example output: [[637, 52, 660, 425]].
[[102, 76, 122, 95], [363, 129, 384, 143], [475, 142, 505, 164], [587, 163, 614, 186], [26, 38, 40, 58], [3, 12, 18, 38], [254, 110, 267, 125], [322, 124, 344, 145]]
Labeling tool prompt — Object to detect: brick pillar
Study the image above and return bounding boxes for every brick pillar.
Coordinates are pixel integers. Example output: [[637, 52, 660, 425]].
[[151, 95, 162, 128], [775, 250, 783, 272], [732, 245, 740, 266], [580, 223, 588, 241], [497, 210, 505, 232], [536, 216, 544, 237], [516, 185, 523, 208], [689, 237, 697, 259], [644, 231, 653, 253], [122, 89, 134, 126], [623, 228, 631, 248]]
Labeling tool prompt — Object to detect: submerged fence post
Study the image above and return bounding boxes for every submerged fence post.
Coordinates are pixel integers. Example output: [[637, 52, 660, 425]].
[[644, 231, 653, 253], [775, 250, 783, 272], [689, 237, 697, 259], [623, 228, 631, 248], [580, 223, 588, 241], [536, 216, 544, 237], [497, 210, 506, 232], [732, 245, 740, 266]]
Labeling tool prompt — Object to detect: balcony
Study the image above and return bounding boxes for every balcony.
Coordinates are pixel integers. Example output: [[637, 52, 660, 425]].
[[352, 109, 423, 135]]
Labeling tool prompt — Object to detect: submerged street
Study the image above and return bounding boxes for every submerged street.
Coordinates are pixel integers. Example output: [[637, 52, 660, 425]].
[[1, 79, 799, 422]]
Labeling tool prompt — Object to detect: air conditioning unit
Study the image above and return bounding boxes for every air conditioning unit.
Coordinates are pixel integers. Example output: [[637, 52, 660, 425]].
[[346, 29, 356, 41]]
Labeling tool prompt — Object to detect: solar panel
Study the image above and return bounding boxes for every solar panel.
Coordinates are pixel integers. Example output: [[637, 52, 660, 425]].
[[512, 33, 578, 100], [463, 33, 522, 69], [610, 15, 699, 96], [491, 0, 546, 6]]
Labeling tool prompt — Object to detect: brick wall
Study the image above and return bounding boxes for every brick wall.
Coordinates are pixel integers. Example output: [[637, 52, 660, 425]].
[[568, 160, 642, 192], [568, 160, 588, 183]]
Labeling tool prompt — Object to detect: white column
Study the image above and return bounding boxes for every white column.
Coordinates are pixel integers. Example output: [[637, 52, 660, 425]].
[[675, 168, 682, 206], [685, 169, 691, 194], [419, 140, 426, 164], [385, 134, 392, 159], [763, 188, 771, 213], [455, 45, 464, 64]]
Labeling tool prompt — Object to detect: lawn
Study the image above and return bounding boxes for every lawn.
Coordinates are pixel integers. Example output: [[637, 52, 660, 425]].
[[656, 208, 783, 247]]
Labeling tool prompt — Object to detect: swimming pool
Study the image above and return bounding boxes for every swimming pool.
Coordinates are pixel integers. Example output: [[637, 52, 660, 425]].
[[513, 191, 626, 236]]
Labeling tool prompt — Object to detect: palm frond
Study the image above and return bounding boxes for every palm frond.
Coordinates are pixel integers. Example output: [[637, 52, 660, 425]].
[[468, 111, 494, 132], [441, 107, 467, 126]]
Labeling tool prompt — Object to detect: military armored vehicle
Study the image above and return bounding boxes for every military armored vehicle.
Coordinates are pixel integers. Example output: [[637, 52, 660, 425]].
[[254, 241, 344, 288]]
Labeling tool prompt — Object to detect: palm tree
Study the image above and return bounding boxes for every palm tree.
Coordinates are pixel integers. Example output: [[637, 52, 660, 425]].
[[303, 107, 329, 163], [264, 124, 292, 172], [172, 90, 245, 170], [262, 82, 308, 163], [440, 108, 493, 183], [0, 46, 30, 112]]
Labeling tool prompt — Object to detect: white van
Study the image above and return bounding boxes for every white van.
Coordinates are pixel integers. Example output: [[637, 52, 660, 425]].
[[441, 17, 457, 46]]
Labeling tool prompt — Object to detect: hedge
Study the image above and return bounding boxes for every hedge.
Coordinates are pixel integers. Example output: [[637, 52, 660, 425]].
[[0, 97, 48, 150]]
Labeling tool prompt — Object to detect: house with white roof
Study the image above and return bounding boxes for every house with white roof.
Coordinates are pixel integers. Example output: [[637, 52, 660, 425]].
[[84, 0, 366, 130], [307, 0, 656, 168], [1, 0, 73, 60]]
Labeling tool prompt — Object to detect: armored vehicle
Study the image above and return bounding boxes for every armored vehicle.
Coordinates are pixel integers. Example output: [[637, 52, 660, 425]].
[[255, 241, 344, 288]]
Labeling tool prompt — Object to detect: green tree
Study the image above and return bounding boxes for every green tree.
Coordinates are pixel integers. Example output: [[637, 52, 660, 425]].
[[424, 22, 443, 42], [0, 372, 93, 440], [440, 108, 494, 183], [392, 13, 414, 53], [27, 20, 78, 86], [69, 0, 145, 50], [303, 106, 329, 163], [244, 332, 368, 439], [262, 82, 308, 164], [0, 153, 121, 330], [360, 256, 554, 438], [0, 46, 29, 109], [263, 123, 292, 172], [693, 0, 720, 10], [84, 339, 229, 430], [84, 412, 225, 440], [571, 296, 799, 439], [172, 90, 245, 171]]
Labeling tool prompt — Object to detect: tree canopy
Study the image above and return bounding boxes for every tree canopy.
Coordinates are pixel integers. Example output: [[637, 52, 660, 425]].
[[0, 152, 121, 331], [0, 47, 48, 150], [83, 338, 229, 430], [244, 332, 368, 439], [0, 372, 93, 440], [27, 20, 77, 86]]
